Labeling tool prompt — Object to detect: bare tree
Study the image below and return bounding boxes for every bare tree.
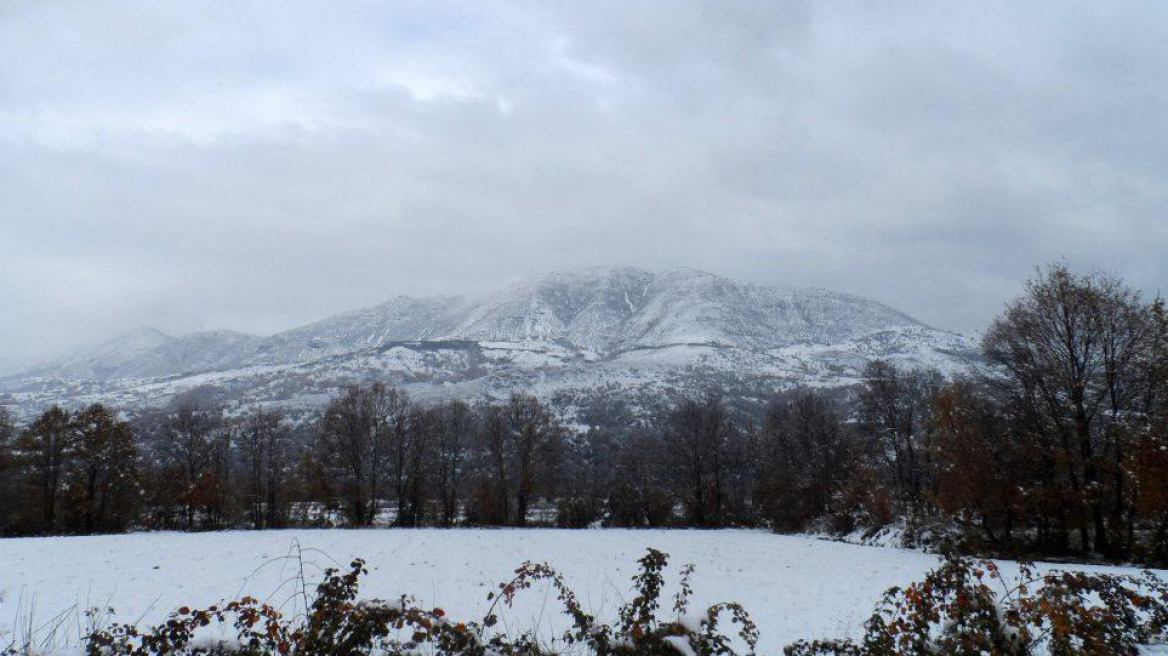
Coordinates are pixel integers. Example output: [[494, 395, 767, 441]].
[[663, 396, 736, 527], [15, 405, 74, 531], [466, 395, 561, 526], [378, 387, 412, 527], [858, 360, 941, 505], [757, 392, 853, 531], [982, 264, 1158, 555], [397, 406, 434, 527], [318, 386, 375, 526], [477, 405, 512, 524], [69, 404, 139, 534], [1141, 301, 1168, 559], [607, 433, 673, 527], [508, 393, 562, 527], [434, 400, 473, 526], [316, 383, 407, 526], [238, 410, 291, 529], [0, 408, 15, 533], [930, 381, 1031, 549], [152, 404, 218, 530]]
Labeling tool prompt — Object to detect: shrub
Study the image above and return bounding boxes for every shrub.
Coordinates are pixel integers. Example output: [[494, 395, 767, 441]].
[[32, 550, 1168, 656], [79, 549, 758, 656], [785, 554, 1168, 656]]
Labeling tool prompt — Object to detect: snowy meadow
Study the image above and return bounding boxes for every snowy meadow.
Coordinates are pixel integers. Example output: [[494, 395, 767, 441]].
[[2, 529, 1165, 654]]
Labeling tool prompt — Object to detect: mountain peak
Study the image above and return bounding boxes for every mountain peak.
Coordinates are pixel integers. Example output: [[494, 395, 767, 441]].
[[115, 326, 173, 342], [85, 327, 174, 358]]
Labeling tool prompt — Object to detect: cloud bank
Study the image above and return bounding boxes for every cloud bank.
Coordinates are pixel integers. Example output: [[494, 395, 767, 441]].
[[2, 0, 1166, 361]]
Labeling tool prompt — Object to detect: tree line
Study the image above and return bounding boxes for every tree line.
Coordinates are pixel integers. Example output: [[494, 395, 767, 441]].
[[0, 388, 567, 535], [0, 264, 1166, 562]]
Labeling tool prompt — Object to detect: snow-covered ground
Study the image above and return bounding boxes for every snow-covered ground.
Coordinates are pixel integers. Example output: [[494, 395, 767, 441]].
[[0, 529, 1162, 654]]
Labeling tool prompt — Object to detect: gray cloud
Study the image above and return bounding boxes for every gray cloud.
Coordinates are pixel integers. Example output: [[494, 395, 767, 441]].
[[2, 0, 1167, 361]]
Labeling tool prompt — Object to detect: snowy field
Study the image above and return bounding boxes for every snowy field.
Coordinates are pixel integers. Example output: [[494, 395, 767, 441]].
[[0, 529, 1164, 654]]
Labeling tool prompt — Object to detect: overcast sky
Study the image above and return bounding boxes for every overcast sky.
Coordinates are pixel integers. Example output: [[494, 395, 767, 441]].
[[2, 0, 1166, 363]]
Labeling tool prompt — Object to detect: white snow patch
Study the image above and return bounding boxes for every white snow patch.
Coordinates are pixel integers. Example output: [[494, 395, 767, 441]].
[[0, 529, 1160, 655]]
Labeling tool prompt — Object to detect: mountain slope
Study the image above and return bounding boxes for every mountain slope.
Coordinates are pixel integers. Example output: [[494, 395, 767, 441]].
[[17, 329, 265, 381], [242, 296, 469, 366], [18, 327, 176, 380]]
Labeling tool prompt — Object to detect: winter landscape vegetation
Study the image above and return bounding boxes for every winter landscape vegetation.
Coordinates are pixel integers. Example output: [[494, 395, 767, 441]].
[[5, 1, 1168, 654]]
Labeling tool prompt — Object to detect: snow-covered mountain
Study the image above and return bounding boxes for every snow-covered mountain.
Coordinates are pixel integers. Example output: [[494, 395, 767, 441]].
[[0, 267, 979, 424]]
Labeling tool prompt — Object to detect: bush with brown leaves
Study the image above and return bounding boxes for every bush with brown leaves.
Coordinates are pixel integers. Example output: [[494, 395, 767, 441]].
[[80, 549, 757, 656], [786, 554, 1168, 656]]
